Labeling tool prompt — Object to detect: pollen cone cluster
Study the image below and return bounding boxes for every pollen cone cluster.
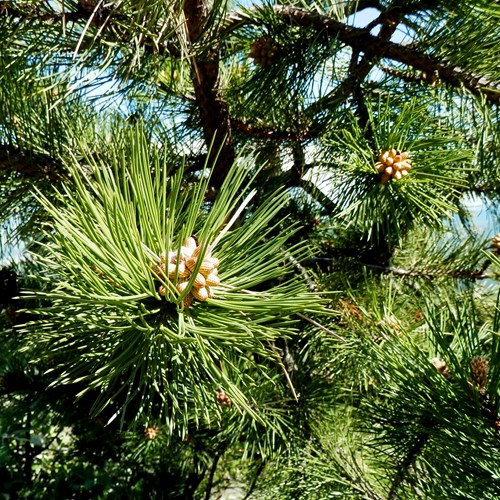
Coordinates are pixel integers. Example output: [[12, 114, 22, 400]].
[[492, 234, 500, 254], [155, 237, 220, 308], [375, 149, 412, 184], [249, 37, 279, 67], [144, 426, 160, 441]]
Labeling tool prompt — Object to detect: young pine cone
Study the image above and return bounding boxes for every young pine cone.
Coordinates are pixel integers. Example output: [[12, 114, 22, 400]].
[[249, 37, 279, 67], [374, 149, 412, 184], [491, 234, 500, 254]]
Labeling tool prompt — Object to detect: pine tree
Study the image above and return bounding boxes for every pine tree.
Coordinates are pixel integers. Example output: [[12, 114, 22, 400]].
[[1, 0, 500, 497]]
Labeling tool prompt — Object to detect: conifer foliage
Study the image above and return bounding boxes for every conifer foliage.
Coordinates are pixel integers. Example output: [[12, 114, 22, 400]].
[[1, 0, 500, 498]]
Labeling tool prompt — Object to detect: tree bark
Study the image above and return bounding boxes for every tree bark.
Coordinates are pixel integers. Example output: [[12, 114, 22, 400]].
[[274, 6, 500, 105], [184, 0, 235, 189]]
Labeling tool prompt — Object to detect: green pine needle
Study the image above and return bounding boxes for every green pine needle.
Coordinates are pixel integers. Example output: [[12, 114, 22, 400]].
[[20, 127, 321, 438]]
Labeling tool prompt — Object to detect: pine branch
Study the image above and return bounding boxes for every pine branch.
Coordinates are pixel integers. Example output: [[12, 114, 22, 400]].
[[275, 144, 339, 211], [23, 402, 33, 488], [346, 0, 383, 15], [381, 66, 440, 85], [0, 2, 98, 23], [230, 118, 313, 141], [273, 6, 500, 105], [184, 0, 234, 188], [221, 1, 383, 34], [204, 449, 223, 500], [271, 165, 338, 212], [306, 258, 496, 280], [183, 464, 206, 499], [242, 460, 267, 500], [364, 0, 440, 24], [297, 4, 415, 125], [336, 4, 402, 143], [0, 1, 186, 60], [0, 144, 63, 181]]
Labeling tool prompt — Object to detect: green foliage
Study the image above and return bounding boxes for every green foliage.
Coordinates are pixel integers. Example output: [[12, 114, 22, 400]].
[[255, 279, 500, 499], [21, 127, 320, 437], [323, 96, 473, 247], [1, 0, 500, 497]]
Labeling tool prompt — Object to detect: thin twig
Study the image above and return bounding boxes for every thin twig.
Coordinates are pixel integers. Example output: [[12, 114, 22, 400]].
[[307, 257, 496, 280], [273, 6, 500, 105], [268, 342, 299, 402], [388, 431, 430, 500], [243, 460, 267, 500], [297, 313, 346, 342], [204, 451, 222, 500]]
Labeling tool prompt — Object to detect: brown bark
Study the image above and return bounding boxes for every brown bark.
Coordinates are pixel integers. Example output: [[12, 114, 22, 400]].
[[183, 0, 234, 189], [0, 145, 63, 181], [274, 6, 500, 105], [230, 118, 313, 141]]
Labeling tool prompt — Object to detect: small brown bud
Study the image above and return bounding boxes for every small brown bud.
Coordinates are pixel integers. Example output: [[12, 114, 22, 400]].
[[168, 260, 189, 279], [192, 245, 203, 258], [185, 256, 198, 273], [311, 216, 321, 227], [339, 299, 362, 321], [205, 273, 220, 287], [79, 0, 96, 12], [380, 172, 391, 184], [471, 356, 489, 389], [176, 280, 189, 294], [249, 37, 279, 67], [155, 237, 222, 305], [198, 259, 216, 275], [215, 389, 232, 408], [183, 237, 197, 251], [491, 234, 500, 253], [193, 272, 206, 288], [379, 151, 389, 163]]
